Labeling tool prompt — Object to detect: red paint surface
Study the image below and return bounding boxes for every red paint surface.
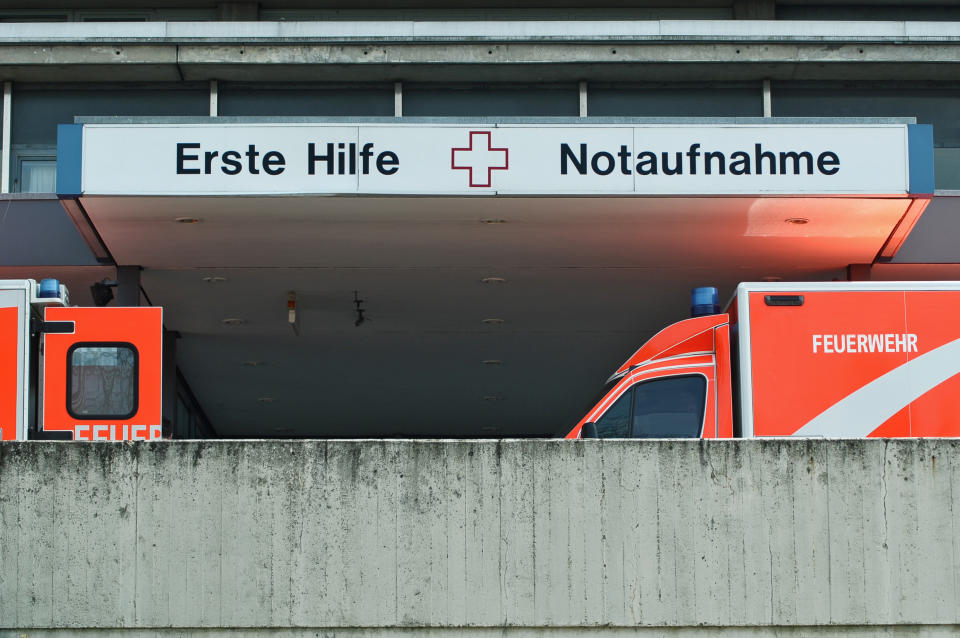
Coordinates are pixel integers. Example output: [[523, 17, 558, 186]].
[[42, 306, 163, 441], [0, 307, 19, 441]]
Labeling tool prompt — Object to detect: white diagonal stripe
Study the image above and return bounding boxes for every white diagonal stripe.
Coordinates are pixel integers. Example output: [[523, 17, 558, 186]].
[[794, 337, 960, 437]]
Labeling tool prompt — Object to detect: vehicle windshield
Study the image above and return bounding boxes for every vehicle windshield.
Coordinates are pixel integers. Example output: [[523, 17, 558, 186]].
[[560, 376, 622, 436]]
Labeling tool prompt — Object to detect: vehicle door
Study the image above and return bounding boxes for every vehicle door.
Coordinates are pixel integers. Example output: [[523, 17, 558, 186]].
[[41, 306, 162, 441]]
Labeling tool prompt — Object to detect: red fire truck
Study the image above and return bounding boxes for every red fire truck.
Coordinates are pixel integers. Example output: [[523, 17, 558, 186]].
[[568, 282, 960, 439], [1, 279, 162, 441]]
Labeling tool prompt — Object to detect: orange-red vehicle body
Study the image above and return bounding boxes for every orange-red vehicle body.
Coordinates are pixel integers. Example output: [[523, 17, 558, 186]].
[[566, 314, 733, 439], [567, 282, 960, 439], [42, 306, 163, 441], [0, 304, 23, 441]]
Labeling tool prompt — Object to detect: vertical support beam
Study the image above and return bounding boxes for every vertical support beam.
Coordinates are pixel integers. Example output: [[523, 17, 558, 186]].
[[162, 329, 179, 438], [209, 79, 219, 117], [578, 81, 588, 117], [1, 81, 11, 193], [762, 80, 772, 118], [394, 81, 403, 117], [116, 265, 142, 307]]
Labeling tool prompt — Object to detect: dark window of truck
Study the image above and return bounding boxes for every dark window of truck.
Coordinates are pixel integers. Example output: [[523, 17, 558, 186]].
[[67, 343, 138, 419], [594, 388, 633, 438], [632, 375, 706, 438]]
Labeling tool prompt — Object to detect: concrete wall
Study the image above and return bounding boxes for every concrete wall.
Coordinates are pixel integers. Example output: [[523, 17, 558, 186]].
[[1, 440, 959, 635]]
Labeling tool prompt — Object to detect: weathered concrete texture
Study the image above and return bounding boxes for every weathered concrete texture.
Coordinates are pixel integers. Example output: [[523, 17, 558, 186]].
[[2, 628, 960, 638], [6, 42, 960, 83], [1, 440, 959, 631]]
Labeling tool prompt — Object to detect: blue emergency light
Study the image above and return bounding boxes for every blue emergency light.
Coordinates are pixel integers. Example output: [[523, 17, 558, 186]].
[[690, 286, 720, 317], [38, 278, 61, 298]]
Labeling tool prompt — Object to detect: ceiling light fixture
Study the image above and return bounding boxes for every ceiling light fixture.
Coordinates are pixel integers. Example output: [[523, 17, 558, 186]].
[[288, 291, 300, 336], [785, 217, 809, 225], [481, 277, 507, 284]]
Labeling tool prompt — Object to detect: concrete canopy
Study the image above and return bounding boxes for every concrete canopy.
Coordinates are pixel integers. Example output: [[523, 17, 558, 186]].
[[65, 192, 921, 437]]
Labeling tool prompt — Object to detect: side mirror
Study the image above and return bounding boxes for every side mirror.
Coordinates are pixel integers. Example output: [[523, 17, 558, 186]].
[[580, 422, 599, 438]]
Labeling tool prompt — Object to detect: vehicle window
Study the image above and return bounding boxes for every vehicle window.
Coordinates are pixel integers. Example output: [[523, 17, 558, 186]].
[[68, 343, 138, 419], [632, 375, 706, 438], [594, 388, 633, 438]]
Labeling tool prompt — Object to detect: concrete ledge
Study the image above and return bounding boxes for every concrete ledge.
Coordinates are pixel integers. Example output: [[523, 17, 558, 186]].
[[4, 628, 960, 637], [4, 41, 960, 83], [3, 20, 960, 44], [1, 439, 959, 630], [4, 19, 960, 83]]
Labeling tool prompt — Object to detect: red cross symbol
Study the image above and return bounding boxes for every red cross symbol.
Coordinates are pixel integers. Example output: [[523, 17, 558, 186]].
[[451, 131, 509, 188]]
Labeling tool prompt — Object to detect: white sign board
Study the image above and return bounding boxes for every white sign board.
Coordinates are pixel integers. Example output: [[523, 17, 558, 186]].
[[76, 123, 912, 196]]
